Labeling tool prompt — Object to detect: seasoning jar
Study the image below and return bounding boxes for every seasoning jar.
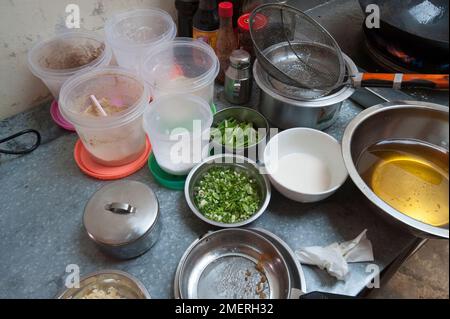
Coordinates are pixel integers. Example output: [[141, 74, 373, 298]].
[[83, 181, 161, 260], [225, 49, 252, 105], [237, 13, 268, 62]]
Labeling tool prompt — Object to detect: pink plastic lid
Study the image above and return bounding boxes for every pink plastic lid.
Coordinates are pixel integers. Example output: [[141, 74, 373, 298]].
[[74, 136, 152, 180], [50, 100, 75, 131]]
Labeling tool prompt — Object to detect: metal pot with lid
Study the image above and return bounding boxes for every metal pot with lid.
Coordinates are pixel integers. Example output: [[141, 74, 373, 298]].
[[83, 181, 161, 259], [254, 51, 358, 130]]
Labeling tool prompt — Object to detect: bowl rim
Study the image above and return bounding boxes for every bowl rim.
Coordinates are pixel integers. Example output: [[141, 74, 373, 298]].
[[264, 127, 349, 197], [184, 154, 272, 228], [342, 101, 449, 239], [56, 269, 151, 299]]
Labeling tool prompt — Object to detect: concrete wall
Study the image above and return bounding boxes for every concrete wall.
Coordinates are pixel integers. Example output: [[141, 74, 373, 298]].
[[0, 0, 176, 120]]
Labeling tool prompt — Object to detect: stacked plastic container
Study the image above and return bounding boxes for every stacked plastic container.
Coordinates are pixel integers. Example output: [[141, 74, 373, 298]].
[[28, 31, 113, 99], [27, 8, 219, 183], [141, 38, 219, 106], [59, 67, 150, 167], [105, 9, 177, 72]]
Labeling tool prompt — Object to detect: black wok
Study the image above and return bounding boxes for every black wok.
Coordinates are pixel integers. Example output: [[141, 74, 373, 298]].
[[359, 0, 449, 54]]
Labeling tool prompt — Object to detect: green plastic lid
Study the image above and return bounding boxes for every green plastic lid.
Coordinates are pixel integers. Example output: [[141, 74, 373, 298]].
[[148, 153, 187, 191], [211, 103, 217, 114]]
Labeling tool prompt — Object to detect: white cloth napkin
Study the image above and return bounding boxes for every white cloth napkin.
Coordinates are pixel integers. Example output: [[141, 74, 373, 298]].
[[295, 230, 374, 281]]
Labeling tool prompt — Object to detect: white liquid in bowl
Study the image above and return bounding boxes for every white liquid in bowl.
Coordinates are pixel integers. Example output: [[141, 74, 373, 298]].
[[273, 153, 332, 194]]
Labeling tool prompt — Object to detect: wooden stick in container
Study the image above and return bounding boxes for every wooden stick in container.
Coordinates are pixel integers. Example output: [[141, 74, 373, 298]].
[[89, 95, 108, 117]]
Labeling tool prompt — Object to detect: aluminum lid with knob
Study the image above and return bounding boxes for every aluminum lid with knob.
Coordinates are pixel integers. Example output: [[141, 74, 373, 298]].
[[83, 181, 161, 259]]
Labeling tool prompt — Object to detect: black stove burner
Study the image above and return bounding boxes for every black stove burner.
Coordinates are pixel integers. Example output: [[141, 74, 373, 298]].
[[363, 26, 449, 74]]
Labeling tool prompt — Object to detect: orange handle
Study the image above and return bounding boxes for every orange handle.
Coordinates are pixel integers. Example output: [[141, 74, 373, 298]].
[[356, 73, 449, 90]]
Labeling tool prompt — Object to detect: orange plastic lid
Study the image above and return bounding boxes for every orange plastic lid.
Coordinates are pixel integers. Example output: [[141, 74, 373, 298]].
[[74, 136, 152, 180]]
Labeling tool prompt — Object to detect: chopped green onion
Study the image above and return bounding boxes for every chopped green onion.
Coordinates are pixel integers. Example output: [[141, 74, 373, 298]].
[[212, 117, 260, 149], [193, 167, 261, 224]]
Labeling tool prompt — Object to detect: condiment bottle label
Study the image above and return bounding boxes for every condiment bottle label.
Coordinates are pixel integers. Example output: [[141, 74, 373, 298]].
[[193, 28, 219, 50]]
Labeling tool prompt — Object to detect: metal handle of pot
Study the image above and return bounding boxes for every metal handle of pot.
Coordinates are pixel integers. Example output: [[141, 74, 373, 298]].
[[291, 288, 357, 299], [105, 203, 137, 215], [353, 73, 449, 90], [299, 291, 357, 299]]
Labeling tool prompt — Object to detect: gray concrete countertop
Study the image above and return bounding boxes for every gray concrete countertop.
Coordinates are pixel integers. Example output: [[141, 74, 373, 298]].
[[0, 85, 416, 299]]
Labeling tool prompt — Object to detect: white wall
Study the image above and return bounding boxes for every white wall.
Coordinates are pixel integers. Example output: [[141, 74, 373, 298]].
[[0, 0, 176, 120]]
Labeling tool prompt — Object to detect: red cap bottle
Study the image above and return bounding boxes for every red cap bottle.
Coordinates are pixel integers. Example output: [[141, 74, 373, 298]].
[[219, 2, 234, 18]]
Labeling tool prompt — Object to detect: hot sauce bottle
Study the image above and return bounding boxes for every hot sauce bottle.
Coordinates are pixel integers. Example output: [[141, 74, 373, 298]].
[[215, 2, 238, 84]]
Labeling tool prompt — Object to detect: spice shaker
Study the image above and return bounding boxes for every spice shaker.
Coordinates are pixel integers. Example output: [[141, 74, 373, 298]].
[[225, 49, 252, 105], [83, 181, 161, 260]]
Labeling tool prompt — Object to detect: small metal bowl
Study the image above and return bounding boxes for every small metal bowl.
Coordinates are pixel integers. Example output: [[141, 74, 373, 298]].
[[211, 107, 270, 162], [185, 154, 271, 228], [57, 270, 151, 299]]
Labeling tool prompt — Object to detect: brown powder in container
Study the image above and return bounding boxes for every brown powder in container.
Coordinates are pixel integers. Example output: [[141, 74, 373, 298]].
[[42, 42, 105, 70]]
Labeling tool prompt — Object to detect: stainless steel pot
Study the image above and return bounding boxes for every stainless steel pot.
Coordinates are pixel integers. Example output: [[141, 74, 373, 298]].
[[253, 53, 357, 130], [342, 101, 449, 239], [83, 181, 161, 259]]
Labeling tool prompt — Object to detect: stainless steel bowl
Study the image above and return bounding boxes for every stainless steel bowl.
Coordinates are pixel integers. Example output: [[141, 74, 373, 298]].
[[185, 154, 271, 228], [173, 228, 307, 299], [57, 270, 151, 299], [253, 49, 357, 130], [176, 228, 291, 299], [211, 107, 270, 162], [342, 101, 449, 239]]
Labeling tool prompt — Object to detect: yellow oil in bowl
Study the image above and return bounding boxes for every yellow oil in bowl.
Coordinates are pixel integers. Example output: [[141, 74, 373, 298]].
[[357, 139, 449, 227]]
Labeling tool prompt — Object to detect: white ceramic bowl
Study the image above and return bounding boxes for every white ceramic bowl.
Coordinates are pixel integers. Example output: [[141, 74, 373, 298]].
[[264, 128, 348, 203]]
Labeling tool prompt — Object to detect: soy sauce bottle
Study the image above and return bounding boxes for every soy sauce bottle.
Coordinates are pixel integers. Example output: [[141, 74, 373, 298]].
[[176, 0, 199, 37], [193, 0, 220, 49]]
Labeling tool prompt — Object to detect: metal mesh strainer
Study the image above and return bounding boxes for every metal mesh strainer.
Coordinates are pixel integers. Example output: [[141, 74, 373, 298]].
[[249, 3, 346, 100]]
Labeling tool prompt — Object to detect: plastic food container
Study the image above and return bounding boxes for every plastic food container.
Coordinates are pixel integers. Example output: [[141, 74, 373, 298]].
[[144, 94, 213, 176], [59, 67, 150, 166], [142, 38, 219, 106], [105, 9, 176, 72], [28, 31, 113, 99]]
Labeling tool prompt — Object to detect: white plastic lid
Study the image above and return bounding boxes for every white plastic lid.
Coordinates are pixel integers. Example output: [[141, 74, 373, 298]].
[[142, 38, 220, 93], [105, 9, 176, 49]]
